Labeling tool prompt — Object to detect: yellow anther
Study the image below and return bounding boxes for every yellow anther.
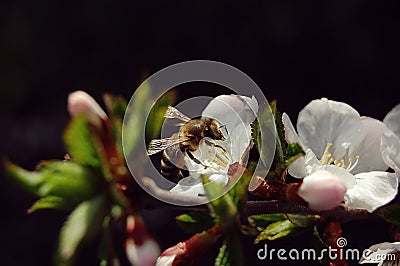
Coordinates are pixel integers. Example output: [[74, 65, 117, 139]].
[[328, 143, 333, 147], [355, 155, 360, 159]]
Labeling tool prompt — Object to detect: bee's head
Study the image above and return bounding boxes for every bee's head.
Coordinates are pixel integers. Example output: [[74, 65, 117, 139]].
[[204, 119, 226, 141]]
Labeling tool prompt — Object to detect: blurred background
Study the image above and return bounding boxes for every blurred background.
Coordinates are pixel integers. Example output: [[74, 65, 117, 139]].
[[0, 1, 399, 265]]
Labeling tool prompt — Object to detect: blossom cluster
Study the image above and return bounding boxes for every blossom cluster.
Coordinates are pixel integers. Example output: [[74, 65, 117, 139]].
[[6, 89, 400, 266]]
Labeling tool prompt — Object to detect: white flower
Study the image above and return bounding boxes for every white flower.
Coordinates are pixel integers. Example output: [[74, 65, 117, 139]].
[[67, 90, 108, 128], [360, 242, 400, 265], [384, 103, 400, 138], [383, 103, 400, 173], [283, 98, 397, 212], [170, 95, 258, 196]]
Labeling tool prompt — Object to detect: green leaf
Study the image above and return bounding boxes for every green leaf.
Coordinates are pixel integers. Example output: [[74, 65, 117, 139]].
[[98, 216, 120, 266], [377, 203, 400, 226], [145, 90, 176, 141], [270, 100, 286, 164], [286, 214, 318, 228], [3, 160, 46, 196], [123, 82, 151, 155], [29, 196, 65, 213], [5, 159, 104, 211], [56, 195, 108, 266], [215, 233, 243, 266], [254, 220, 299, 243], [227, 164, 255, 213], [202, 176, 238, 228], [103, 94, 127, 154], [248, 214, 287, 228], [285, 143, 305, 163], [63, 114, 101, 168], [251, 119, 261, 154], [176, 212, 215, 234]]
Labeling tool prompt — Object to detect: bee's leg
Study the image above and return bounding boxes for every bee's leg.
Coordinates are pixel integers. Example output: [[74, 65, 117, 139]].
[[204, 139, 227, 153], [186, 150, 208, 169]]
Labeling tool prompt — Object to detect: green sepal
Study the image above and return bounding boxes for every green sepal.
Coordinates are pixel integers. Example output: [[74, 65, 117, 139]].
[[176, 212, 216, 234], [56, 195, 108, 266]]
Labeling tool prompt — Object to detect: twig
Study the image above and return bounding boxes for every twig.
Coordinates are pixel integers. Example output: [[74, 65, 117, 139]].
[[138, 176, 382, 223]]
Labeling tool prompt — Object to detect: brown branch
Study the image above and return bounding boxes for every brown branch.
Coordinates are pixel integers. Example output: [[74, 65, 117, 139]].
[[137, 176, 382, 224]]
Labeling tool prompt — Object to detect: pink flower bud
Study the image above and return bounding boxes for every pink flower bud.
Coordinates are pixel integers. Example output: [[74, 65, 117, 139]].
[[297, 170, 347, 211], [156, 225, 223, 266], [125, 215, 161, 266], [67, 90, 107, 128]]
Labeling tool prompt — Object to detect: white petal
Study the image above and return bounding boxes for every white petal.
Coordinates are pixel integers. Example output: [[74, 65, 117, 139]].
[[381, 132, 400, 173], [126, 238, 161, 266], [282, 113, 305, 148], [360, 242, 400, 264], [349, 117, 391, 174], [156, 254, 176, 266], [288, 149, 320, 178], [288, 156, 306, 178], [170, 176, 205, 196], [344, 171, 399, 212], [297, 98, 362, 159], [208, 173, 229, 186], [202, 95, 258, 134], [384, 103, 400, 137], [312, 164, 356, 189], [229, 123, 252, 163]]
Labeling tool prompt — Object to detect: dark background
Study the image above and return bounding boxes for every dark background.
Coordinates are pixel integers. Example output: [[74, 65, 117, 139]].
[[0, 1, 400, 265]]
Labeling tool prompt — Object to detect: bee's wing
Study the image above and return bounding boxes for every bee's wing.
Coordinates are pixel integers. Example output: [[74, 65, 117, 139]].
[[164, 106, 191, 122], [147, 135, 188, 156]]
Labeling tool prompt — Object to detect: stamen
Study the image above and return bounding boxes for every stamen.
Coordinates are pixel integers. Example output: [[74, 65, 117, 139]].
[[319, 142, 361, 172], [347, 155, 360, 172]]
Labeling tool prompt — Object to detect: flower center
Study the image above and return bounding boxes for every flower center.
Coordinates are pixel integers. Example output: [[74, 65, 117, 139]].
[[319, 142, 360, 171], [195, 139, 232, 172], [204, 147, 231, 171]]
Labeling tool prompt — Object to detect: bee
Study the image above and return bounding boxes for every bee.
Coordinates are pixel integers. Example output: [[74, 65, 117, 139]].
[[147, 106, 228, 183]]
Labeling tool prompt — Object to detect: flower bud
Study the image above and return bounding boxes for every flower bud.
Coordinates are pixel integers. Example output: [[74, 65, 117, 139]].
[[297, 170, 347, 211], [156, 225, 223, 266], [67, 90, 107, 128], [125, 214, 161, 266]]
